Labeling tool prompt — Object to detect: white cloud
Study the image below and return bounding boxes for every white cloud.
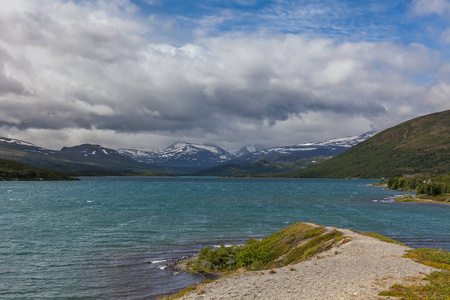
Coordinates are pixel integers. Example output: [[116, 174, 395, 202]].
[[442, 28, 450, 42], [411, 0, 450, 17], [425, 82, 450, 106], [0, 0, 448, 150]]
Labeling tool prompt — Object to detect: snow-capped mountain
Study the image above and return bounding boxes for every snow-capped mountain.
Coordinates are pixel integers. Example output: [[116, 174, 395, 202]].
[[0, 131, 375, 175], [232, 131, 377, 163], [235, 144, 266, 157], [119, 131, 376, 171], [119, 142, 235, 170]]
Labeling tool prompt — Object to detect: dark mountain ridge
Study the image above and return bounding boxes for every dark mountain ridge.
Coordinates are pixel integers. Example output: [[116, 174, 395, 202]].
[[0, 138, 162, 176]]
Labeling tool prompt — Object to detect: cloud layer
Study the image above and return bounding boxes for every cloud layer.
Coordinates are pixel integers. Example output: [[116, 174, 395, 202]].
[[0, 0, 449, 150]]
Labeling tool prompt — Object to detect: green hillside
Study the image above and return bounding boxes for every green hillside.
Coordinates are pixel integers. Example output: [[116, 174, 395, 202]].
[[0, 158, 77, 181], [290, 110, 450, 179], [194, 156, 330, 177]]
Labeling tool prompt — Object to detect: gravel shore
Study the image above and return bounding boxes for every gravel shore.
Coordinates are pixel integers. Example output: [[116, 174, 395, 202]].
[[181, 227, 438, 300]]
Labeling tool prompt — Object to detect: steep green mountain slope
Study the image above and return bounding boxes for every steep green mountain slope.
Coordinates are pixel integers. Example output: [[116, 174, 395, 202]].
[[290, 110, 450, 179], [0, 158, 77, 181]]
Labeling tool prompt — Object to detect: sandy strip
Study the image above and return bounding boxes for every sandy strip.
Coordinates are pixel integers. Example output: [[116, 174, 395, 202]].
[[181, 227, 438, 300]]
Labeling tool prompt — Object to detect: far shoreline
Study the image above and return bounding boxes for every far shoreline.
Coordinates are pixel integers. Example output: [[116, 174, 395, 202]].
[[395, 194, 450, 205], [370, 182, 450, 205]]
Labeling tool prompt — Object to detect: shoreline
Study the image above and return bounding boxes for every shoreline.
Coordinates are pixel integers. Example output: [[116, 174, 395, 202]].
[[370, 183, 450, 205], [166, 256, 222, 281], [163, 226, 442, 300], [395, 194, 450, 205]]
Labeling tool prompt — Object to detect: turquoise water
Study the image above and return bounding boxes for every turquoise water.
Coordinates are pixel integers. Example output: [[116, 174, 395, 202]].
[[1, 177, 449, 299]]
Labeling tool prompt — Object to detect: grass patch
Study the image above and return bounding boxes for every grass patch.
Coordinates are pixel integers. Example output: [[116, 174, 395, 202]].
[[396, 194, 450, 205], [273, 230, 342, 267], [158, 286, 196, 300], [187, 222, 344, 273], [404, 248, 450, 270], [363, 232, 408, 247], [380, 248, 450, 299], [302, 228, 325, 239], [379, 271, 450, 299], [417, 194, 450, 203], [158, 279, 217, 300]]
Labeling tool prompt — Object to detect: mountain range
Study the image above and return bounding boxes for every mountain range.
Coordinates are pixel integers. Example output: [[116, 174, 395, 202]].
[[231, 131, 376, 163], [0, 131, 375, 175], [1, 109, 448, 178], [119, 131, 376, 172], [119, 142, 235, 172]]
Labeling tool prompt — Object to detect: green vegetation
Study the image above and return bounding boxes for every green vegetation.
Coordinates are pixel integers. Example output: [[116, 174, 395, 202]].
[[362, 232, 408, 247], [194, 156, 330, 177], [404, 248, 450, 271], [0, 158, 77, 181], [126, 171, 170, 177], [380, 248, 450, 299], [388, 173, 450, 203], [159, 286, 197, 300], [289, 110, 450, 179], [186, 222, 344, 273]]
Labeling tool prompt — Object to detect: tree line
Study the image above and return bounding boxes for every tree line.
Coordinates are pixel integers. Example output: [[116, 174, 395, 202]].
[[387, 173, 450, 196], [0, 158, 76, 181]]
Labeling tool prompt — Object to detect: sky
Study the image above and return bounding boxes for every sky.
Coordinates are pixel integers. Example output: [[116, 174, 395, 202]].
[[0, 0, 449, 151]]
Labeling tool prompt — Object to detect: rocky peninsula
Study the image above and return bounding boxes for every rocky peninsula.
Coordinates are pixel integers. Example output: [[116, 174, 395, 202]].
[[165, 223, 446, 300]]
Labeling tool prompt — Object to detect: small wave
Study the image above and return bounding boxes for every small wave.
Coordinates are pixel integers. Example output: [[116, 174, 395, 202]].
[[371, 195, 396, 203], [213, 244, 233, 248], [213, 243, 244, 248], [151, 259, 168, 264]]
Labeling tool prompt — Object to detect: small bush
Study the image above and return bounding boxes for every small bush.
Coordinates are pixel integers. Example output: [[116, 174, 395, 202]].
[[188, 244, 243, 272]]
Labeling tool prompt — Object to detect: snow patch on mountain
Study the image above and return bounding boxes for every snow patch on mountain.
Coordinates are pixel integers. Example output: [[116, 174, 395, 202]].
[[232, 131, 377, 163], [0, 137, 37, 147], [298, 131, 375, 148], [119, 131, 376, 170], [119, 142, 234, 168], [0, 137, 57, 155]]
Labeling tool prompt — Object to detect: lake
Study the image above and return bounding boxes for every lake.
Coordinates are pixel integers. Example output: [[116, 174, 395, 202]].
[[1, 177, 448, 299]]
